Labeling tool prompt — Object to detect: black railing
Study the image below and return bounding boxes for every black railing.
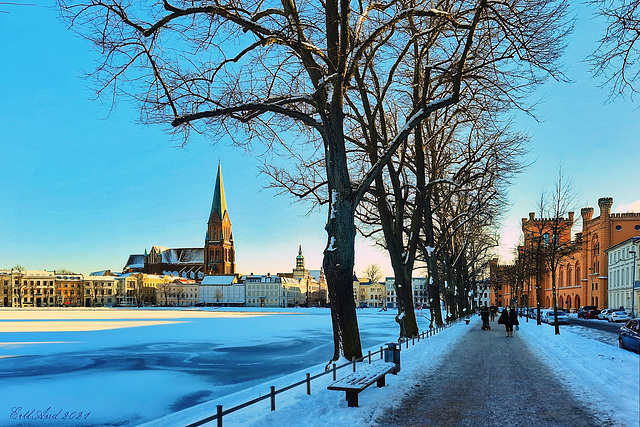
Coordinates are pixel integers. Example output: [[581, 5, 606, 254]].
[[184, 319, 459, 427]]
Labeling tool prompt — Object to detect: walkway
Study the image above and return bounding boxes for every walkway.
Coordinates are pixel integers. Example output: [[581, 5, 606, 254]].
[[378, 316, 615, 427]]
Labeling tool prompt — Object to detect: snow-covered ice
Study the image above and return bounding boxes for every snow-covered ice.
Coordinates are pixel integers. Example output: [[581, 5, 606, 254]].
[[1, 308, 637, 426]]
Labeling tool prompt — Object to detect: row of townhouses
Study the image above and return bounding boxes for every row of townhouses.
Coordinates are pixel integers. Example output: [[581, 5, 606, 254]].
[[0, 270, 200, 308], [0, 268, 443, 311], [0, 269, 330, 308]]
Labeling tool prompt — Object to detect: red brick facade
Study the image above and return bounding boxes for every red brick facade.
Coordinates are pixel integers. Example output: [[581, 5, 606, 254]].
[[493, 197, 640, 310]]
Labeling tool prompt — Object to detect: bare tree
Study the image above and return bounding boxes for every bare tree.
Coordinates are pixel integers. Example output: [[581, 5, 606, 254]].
[[157, 282, 170, 306], [588, 0, 640, 99], [0, 2, 35, 14], [539, 168, 577, 335], [11, 265, 26, 308], [363, 264, 383, 284], [58, 0, 570, 362]]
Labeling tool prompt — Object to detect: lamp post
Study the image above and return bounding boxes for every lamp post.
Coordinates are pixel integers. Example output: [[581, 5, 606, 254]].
[[630, 249, 637, 319], [592, 274, 595, 307]]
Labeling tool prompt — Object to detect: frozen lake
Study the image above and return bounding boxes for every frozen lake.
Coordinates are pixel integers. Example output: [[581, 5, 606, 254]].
[[0, 307, 431, 426]]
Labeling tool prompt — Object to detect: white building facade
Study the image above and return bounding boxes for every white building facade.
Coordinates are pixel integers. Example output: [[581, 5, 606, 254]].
[[606, 237, 640, 313], [245, 274, 304, 307], [385, 277, 430, 309], [200, 275, 244, 306], [83, 275, 118, 307]]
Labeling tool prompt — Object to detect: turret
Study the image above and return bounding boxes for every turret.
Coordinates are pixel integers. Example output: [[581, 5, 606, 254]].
[[598, 197, 613, 218], [581, 207, 594, 222]]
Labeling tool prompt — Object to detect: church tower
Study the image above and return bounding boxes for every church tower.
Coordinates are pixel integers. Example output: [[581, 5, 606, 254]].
[[296, 245, 305, 270], [204, 162, 235, 276], [293, 245, 307, 280]]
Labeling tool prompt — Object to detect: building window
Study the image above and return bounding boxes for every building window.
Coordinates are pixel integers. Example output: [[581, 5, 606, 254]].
[[615, 225, 622, 231]]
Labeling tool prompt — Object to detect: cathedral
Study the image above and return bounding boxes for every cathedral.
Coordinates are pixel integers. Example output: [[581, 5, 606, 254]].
[[123, 162, 236, 281]]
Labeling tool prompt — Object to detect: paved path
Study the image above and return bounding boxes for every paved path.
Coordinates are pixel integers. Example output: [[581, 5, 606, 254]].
[[378, 317, 615, 427]]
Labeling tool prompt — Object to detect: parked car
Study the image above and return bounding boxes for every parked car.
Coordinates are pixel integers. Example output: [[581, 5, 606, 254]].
[[583, 309, 601, 319], [540, 309, 553, 323], [609, 311, 631, 323], [541, 310, 570, 325], [577, 305, 597, 318], [598, 308, 615, 320], [619, 319, 640, 354]]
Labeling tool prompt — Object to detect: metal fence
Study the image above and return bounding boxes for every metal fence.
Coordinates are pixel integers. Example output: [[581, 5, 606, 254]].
[[186, 320, 458, 427]]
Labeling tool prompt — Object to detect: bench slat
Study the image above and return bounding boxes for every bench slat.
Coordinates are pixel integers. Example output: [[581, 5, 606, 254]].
[[327, 362, 396, 391]]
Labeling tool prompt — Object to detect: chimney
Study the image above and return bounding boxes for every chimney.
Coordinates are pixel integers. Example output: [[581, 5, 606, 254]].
[[581, 207, 594, 222], [568, 211, 575, 223], [529, 212, 535, 221], [598, 197, 613, 218]]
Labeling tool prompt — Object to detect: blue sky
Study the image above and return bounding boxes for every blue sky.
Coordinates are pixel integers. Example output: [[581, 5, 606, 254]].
[[0, 3, 638, 276]]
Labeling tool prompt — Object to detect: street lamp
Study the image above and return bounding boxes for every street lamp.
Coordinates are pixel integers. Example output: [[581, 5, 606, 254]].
[[588, 267, 594, 306], [630, 249, 637, 319]]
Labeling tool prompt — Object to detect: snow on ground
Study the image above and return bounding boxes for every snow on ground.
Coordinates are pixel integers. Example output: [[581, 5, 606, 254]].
[[519, 318, 639, 427], [1, 308, 638, 426], [152, 316, 638, 427], [145, 317, 467, 427]]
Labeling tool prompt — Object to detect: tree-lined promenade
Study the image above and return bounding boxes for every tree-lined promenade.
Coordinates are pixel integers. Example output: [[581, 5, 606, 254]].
[[54, 0, 638, 364]]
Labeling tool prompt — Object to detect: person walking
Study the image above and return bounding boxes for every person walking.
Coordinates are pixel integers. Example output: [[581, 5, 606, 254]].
[[498, 305, 519, 337], [489, 305, 498, 321], [480, 305, 491, 330]]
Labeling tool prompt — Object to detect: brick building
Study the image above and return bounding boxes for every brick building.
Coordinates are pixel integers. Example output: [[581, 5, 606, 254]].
[[494, 197, 640, 311], [123, 162, 235, 281]]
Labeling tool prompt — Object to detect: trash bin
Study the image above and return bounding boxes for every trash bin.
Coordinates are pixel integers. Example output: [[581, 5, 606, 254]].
[[384, 342, 401, 373]]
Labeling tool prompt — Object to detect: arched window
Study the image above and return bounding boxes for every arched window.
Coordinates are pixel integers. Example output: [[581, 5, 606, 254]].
[[575, 262, 580, 286], [575, 295, 580, 308]]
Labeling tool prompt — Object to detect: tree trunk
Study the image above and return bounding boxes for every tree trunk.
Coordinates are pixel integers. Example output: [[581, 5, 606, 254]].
[[323, 195, 362, 361], [552, 270, 560, 335], [393, 269, 419, 338], [423, 198, 444, 327], [322, 89, 363, 361], [535, 283, 542, 325]]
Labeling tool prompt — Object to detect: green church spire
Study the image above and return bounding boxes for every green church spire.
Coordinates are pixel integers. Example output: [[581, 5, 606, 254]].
[[210, 161, 228, 221]]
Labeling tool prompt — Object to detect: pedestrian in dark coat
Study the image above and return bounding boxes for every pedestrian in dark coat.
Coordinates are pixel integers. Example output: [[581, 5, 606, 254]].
[[480, 305, 490, 330], [498, 306, 519, 337]]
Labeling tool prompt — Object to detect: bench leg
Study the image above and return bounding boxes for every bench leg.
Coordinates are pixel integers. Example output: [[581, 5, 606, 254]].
[[346, 391, 359, 407], [376, 375, 386, 388]]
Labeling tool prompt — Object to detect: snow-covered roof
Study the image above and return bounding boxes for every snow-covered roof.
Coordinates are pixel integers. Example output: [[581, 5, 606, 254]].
[[124, 254, 144, 269], [160, 248, 204, 264], [201, 275, 238, 286], [89, 270, 118, 276], [83, 275, 117, 282], [281, 277, 301, 285], [165, 276, 197, 284]]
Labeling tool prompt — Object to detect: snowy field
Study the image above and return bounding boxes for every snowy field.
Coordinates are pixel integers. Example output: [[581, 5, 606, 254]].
[[1, 308, 638, 426]]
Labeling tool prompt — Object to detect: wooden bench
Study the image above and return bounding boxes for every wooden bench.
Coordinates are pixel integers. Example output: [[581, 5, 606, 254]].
[[327, 361, 398, 407]]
